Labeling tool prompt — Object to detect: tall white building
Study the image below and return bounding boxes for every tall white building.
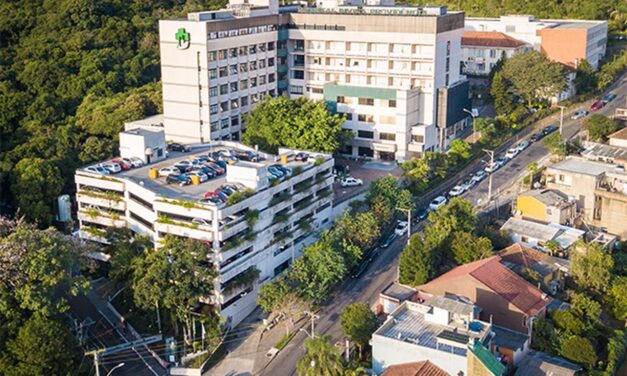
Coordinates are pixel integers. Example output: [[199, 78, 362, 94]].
[[155, 0, 471, 160]]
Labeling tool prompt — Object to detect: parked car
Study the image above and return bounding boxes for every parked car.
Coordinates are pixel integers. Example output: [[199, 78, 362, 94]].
[[235, 150, 258, 161], [195, 155, 210, 163], [571, 110, 589, 120], [381, 233, 397, 248], [429, 196, 447, 211], [602, 93, 616, 103], [461, 179, 477, 191], [166, 174, 191, 186], [472, 170, 488, 183], [542, 125, 558, 135], [268, 166, 285, 179], [295, 152, 309, 162], [221, 184, 241, 193], [272, 164, 292, 176], [188, 171, 209, 183], [158, 167, 180, 177], [530, 132, 545, 142], [199, 196, 225, 206], [84, 165, 110, 175], [340, 177, 363, 187], [505, 147, 520, 159], [415, 208, 429, 221], [448, 185, 466, 197], [590, 100, 605, 111], [395, 221, 409, 236], [111, 158, 132, 171], [192, 166, 217, 179], [122, 157, 144, 168], [173, 163, 192, 173], [484, 162, 500, 173], [495, 156, 508, 166], [100, 162, 121, 174], [516, 140, 531, 152], [167, 143, 190, 152], [205, 162, 225, 175], [217, 185, 237, 196], [204, 191, 227, 202]]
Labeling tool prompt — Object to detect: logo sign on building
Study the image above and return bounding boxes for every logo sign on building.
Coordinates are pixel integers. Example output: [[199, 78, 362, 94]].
[[175, 28, 190, 50]]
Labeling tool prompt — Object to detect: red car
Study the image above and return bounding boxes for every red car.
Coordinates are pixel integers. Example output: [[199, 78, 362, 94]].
[[110, 158, 132, 171], [204, 191, 227, 202], [590, 100, 605, 111]]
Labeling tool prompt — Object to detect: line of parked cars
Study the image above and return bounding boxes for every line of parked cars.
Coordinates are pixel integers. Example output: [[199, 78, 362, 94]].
[[84, 157, 144, 175], [200, 183, 247, 206], [590, 92, 616, 112]]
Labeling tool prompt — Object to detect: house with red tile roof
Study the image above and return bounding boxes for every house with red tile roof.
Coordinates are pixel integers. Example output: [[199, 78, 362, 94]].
[[461, 31, 530, 75], [382, 360, 450, 376], [417, 256, 552, 335]]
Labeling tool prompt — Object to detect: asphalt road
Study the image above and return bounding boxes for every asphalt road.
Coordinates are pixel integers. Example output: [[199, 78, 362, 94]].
[[260, 74, 627, 376]]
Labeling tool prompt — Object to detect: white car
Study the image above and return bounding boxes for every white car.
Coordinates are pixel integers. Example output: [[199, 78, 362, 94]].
[[176, 160, 194, 167], [188, 171, 209, 182], [472, 170, 487, 183], [429, 196, 448, 211], [461, 179, 476, 191], [484, 162, 500, 173], [100, 162, 121, 174], [122, 157, 144, 168], [395, 221, 409, 236], [84, 165, 110, 175], [571, 110, 588, 120], [505, 147, 520, 159], [448, 185, 466, 197], [516, 140, 530, 152], [340, 177, 363, 187], [158, 167, 180, 177]]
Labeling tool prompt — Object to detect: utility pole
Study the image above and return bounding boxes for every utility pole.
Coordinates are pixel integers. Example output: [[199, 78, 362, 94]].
[[483, 149, 494, 202], [345, 340, 350, 362], [396, 207, 412, 246], [85, 349, 104, 376], [303, 311, 319, 339], [558, 105, 565, 136]]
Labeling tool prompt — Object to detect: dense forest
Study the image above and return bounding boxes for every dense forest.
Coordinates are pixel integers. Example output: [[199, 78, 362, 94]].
[[0, 0, 624, 227]]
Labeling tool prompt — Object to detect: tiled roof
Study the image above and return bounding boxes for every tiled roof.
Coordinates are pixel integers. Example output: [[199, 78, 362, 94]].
[[462, 31, 527, 48], [382, 360, 450, 376], [421, 256, 551, 316], [521, 189, 569, 207], [514, 351, 582, 376], [497, 243, 546, 267], [609, 127, 627, 141]]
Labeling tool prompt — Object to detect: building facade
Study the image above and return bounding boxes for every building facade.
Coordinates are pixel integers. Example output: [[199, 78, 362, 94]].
[[461, 31, 530, 75], [75, 139, 335, 326], [465, 15, 607, 70], [155, 0, 470, 160]]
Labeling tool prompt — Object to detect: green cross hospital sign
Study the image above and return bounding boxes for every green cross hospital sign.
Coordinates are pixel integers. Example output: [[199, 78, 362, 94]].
[[175, 28, 190, 50]]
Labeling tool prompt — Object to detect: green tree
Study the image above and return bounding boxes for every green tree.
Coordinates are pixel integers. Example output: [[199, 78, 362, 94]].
[[450, 231, 493, 264], [425, 151, 448, 179], [573, 59, 597, 94], [106, 228, 150, 283], [500, 51, 567, 108], [398, 234, 434, 285], [447, 138, 471, 165], [132, 236, 219, 341], [543, 132, 566, 157], [0, 315, 80, 376], [333, 211, 380, 251], [490, 71, 516, 115], [531, 318, 558, 353], [401, 158, 430, 194], [569, 241, 614, 293], [340, 303, 376, 358], [297, 334, 344, 376], [257, 278, 308, 335], [552, 310, 587, 336], [560, 336, 596, 370], [79, 136, 114, 164], [584, 114, 620, 142], [605, 276, 627, 321], [242, 96, 351, 154], [10, 158, 63, 227]]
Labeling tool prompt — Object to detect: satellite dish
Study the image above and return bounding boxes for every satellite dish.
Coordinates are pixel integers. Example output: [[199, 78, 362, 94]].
[[145, 147, 153, 156]]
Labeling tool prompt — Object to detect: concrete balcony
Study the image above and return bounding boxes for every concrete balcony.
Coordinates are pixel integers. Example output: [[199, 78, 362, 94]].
[[153, 199, 214, 222], [78, 211, 126, 228], [75, 172, 125, 192], [154, 221, 214, 242], [77, 192, 126, 211], [219, 218, 250, 241]]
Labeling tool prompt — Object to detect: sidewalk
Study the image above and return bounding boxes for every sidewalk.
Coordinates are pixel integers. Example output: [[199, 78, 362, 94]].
[[253, 315, 308, 375]]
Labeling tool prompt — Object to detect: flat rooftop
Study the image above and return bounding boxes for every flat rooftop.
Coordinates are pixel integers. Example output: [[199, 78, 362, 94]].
[[547, 157, 618, 177], [375, 301, 490, 355], [87, 144, 329, 203]]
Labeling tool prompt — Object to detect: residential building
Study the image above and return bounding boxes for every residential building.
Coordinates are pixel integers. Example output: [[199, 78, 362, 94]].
[[75, 135, 335, 326], [515, 189, 576, 225], [381, 360, 450, 376], [545, 157, 627, 237], [417, 256, 552, 335], [371, 298, 501, 376], [608, 127, 627, 148], [490, 325, 530, 368], [379, 282, 417, 314], [497, 243, 569, 294], [581, 141, 627, 167], [465, 15, 607, 69], [500, 217, 584, 254], [119, 128, 167, 164], [461, 31, 530, 75], [153, 0, 470, 159], [514, 351, 583, 376]]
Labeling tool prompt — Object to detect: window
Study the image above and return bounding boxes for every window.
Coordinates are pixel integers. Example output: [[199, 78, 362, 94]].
[[446, 57, 450, 72], [290, 85, 303, 94], [446, 41, 451, 56], [250, 77, 257, 87], [219, 49, 227, 59], [506, 25, 515, 33], [357, 114, 374, 122], [210, 104, 218, 115], [221, 118, 229, 129], [259, 75, 266, 85], [259, 59, 266, 69], [230, 82, 238, 93], [238, 46, 247, 56], [231, 98, 239, 109], [268, 58, 275, 67], [208, 51, 217, 61], [249, 61, 257, 71], [251, 93, 259, 103], [240, 79, 248, 90], [558, 174, 565, 182], [268, 73, 275, 83], [239, 63, 248, 73], [445, 74, 449, 86], [220, 84, 228, 95], [311, 87, 322, 94], [229, 48, 238, 58], [380, 133, 396, 141], [229, 65, 238, 75], [258, 43, 266, 52], [358, 98, 374, 106], [412, 135, 424, 143], [358, 146, 374, 157], [337, 96, 346, 104], [249, 45, 257, 54], [522, 316, 528, 327], [268, 89, 276, 97], [293, 70, 304, 79], [210, 86, 218, 96], [388, 100, 396, 108], [267, 42, 275, 51], [344, 113, 353, 121], [241, 96, 248, 107], [489, 49, 497, 58], [358, 130, 374, 139], [209, 69, 217, 79], [219, 67, 228, 78], [210, 121, 219, 132], [231, 116, 240, 126], [220, 101, 229, 112]]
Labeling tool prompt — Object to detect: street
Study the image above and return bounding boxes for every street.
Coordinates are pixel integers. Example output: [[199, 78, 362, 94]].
[[259, 74, 627, 376]]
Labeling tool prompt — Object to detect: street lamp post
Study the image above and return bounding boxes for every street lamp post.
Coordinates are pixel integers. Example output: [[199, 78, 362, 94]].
[[463, 108, 477, 143], [106, 363, 125, 376], [303, 311, 319, 339], [483, 149, 495, 202], [558, 105, 565, 136]]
